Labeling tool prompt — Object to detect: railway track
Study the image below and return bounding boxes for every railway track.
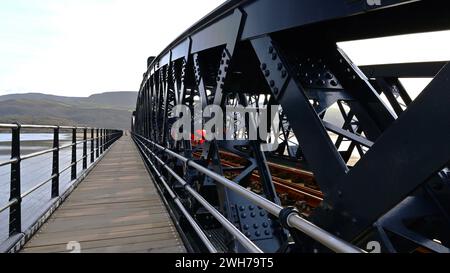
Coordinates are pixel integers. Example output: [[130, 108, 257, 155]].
[[209, 150, 323, 215]]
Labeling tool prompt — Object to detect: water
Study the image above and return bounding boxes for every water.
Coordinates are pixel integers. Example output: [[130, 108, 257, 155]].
[[0, 133, 96, 245]]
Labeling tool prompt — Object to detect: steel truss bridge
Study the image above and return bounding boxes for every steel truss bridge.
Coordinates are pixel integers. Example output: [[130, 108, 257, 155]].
[[132, 0, 450, 253]]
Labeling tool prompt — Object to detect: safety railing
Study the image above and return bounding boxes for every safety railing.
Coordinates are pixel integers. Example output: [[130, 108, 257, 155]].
[[0, 123, 122, 251], [132, 133, 364, 253]]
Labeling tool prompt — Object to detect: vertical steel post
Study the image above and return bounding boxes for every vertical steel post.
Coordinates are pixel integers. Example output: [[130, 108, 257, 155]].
[[108, 130, 111, 149], [83, 128, 87, 169], [99, 129, 103, 154], [96, 128, 99, 158], [51, 127, 59, 198], [90, 128, 94, 163], [105, 129, 108, 150], [9, 125, 21, 236], [102, 129, 106, 153], [71, 128, 77, 180]]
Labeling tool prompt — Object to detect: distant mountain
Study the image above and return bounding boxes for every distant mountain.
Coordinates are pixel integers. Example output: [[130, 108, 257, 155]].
[[0, 91, 137, 129]]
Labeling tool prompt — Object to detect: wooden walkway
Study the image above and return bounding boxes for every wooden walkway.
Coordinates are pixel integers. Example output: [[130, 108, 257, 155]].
[[21, 135, 185, 253]]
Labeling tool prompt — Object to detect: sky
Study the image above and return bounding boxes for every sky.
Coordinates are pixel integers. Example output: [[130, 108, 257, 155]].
[[0, 0, 225, 97], [0, 0, 449, 97]]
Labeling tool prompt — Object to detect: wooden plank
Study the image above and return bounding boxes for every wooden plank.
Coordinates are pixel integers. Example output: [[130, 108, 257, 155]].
[[21, 135, 185, 253]]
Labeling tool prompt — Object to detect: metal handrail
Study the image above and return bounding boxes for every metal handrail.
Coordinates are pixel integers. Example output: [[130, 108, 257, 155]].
[[0, 158, 18, 167], [133, 133, 364, 253], [135, 137, 262, 253], [0, 124, 123, 245], [135, 140, 218, 253], [0, 123, 122, 131]]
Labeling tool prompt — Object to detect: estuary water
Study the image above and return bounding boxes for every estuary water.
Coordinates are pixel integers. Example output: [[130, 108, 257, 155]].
[[0, 133, 95, 245]]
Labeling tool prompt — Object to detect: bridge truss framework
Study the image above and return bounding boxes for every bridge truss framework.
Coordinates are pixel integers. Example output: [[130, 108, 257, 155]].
[[132, 0, 450, 253]]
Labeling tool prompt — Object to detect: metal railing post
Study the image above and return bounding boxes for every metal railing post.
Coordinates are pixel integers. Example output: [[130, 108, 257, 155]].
[[83, 128, 87, 169], [96, 128, 99, 158], [9, 124, 21, 236], [90, 128, 94, 163], [107, 130, 111, 149], [51, 127, 59, 198], [100, 129, 104, 154], [71, 128, 77, 180], [104, 129, 107, 151], [105, 129, 108, 150]]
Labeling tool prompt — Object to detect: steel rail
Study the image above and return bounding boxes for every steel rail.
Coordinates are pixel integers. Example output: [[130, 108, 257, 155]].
[[135, 140, 218, 253], [0, 135, 121, 212], [0, 199, 18, 214], [21, 148, 57, 161], [20, 174, 57, 199], [0, 158, 18, 167], [134, 137, 263, 253], [134, 134, 364, 253]]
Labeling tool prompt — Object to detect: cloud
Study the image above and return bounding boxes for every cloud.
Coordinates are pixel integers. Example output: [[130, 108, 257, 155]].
[[0, 0, 225, 96], [1, 1, 449, 98]]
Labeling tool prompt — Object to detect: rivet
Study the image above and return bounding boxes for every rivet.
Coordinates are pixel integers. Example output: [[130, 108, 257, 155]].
[[248, 205, 254, 211], [241, 213, 247, 218], [261, 63, 267, 70], [251, 212, 256, 218], [264, 70, 270, 77], [260, 211, 265, 217], [269, 80, 275, 87], [273, 87, 279, 94], [239, 206, 245, 211], [255, 231, 261, 237], [253, 223, 259, 229], [281, 70, 287, 78], [272, 53, 277, 60], [277, 63, 283, 70], [264, 230, 270, 235], [244, 224, 249, 230], [269, 46, 274, 54]]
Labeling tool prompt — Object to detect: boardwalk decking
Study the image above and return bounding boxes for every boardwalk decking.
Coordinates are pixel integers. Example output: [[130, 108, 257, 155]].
[[21, 135, 185, 253]]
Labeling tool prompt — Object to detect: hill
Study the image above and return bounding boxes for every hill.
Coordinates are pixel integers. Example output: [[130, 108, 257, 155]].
[[0, 91, 137, 129]]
